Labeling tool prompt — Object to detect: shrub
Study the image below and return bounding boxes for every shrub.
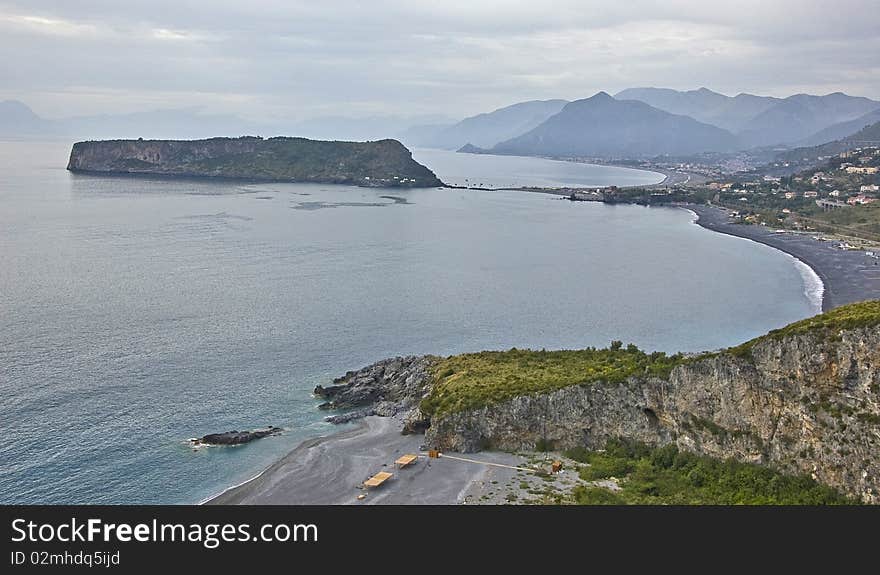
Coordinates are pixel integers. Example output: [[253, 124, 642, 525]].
[[572, 486, 625, 505], [566, 439, 853, 505]]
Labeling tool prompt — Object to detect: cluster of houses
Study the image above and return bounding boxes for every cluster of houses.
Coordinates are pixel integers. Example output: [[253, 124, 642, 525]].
[[847, 194, 877, 205], [781, 155, 879, 206], [843, 165, 879, 175]]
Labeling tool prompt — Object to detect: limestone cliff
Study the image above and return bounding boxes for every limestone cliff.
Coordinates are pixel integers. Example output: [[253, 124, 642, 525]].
[[66, 136, 443, 188], [425, 325, 880, 503]]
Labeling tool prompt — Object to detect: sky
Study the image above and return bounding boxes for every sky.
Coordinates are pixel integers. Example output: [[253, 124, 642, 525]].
[[2, 0, 879, 122]]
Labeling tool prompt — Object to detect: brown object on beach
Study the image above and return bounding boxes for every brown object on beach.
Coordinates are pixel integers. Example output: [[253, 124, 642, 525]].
[[364, 471, 393, 488], [395, 454, 418, 468]]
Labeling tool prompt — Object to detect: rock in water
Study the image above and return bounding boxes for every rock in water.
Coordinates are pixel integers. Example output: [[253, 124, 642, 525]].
[[192, 426, 283, 446]]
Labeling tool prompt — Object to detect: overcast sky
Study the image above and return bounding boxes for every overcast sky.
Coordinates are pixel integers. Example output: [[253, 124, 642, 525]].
[[2, 0, 879, 122]]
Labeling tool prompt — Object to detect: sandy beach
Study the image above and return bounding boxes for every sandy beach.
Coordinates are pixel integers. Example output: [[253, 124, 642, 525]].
[[688, 204, 880, 311], [206, 416, 546, 505]]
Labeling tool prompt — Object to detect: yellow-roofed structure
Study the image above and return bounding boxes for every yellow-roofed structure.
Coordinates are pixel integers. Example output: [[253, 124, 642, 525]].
[[395, 454, 418, 468], [363, 471, 393, 488]]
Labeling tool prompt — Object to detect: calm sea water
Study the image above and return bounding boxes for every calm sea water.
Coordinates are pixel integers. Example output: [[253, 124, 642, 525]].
[[411, 148, 666, 188], [0, 142, 818, 504]]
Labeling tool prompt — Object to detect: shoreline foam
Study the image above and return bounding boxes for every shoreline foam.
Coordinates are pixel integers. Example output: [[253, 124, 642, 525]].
[[686, 204, 880, 312], [683, 207, 824, 314]]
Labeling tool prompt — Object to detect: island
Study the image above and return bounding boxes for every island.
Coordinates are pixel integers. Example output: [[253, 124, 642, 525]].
[[66, 136, 443, 188]]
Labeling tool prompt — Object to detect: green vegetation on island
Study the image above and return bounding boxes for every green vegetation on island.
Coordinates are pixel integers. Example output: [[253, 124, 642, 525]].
[[565, 439, 853, 505], [67, 136, 443, 188]]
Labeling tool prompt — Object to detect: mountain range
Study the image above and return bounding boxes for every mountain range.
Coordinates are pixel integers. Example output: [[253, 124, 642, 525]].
[[776, 119, 880, 164], [796, 108, 880, 147], [408, 88, 880, 157], [0, 100, 453, 143], [615, 87, 880, 148], [4, 87, 880, 160]]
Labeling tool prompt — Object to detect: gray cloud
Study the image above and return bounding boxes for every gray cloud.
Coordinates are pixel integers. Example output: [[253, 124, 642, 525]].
[[1, 0, 878, 121]]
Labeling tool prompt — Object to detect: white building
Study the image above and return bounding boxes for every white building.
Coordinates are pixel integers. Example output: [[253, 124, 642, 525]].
[[845, 166, 879, 174]]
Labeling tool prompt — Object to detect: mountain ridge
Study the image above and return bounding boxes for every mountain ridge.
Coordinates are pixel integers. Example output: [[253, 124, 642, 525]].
[[401, 99, 568, 150], [615, 87, 880, 147], [490, 92, 740, 158]]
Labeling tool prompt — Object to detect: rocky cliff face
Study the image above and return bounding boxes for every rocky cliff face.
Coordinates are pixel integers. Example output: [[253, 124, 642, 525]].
[[425, 327, 880, 503], [66, 136, 443, 187]]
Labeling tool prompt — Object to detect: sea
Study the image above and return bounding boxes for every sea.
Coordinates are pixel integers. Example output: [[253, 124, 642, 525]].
[[0, 142, 821, 503]]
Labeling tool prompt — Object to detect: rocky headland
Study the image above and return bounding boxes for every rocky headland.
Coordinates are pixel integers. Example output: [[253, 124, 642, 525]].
[[66, 136, 443, 187], [317, 302, 880, 503], [313, 355, 435, 429]]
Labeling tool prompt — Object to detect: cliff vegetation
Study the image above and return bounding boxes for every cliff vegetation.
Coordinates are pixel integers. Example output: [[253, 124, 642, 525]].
[[567, 439, 852, 505], [728, 299, 880, 358], [420, 345, 685, 418]]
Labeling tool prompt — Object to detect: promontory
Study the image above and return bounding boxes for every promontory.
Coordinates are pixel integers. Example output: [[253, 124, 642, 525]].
[[66, 136, 443, 187], [315, 301, 880, 503]]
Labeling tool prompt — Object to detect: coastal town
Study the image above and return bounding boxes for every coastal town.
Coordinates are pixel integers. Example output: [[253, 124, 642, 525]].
[[565, 145, 880, 251], [704, 146, 880, 242]]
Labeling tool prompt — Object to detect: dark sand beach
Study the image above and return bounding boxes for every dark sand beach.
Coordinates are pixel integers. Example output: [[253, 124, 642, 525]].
[[688, 204, 880, 311]]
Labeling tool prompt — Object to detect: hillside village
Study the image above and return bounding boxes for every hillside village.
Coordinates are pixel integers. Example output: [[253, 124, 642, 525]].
[[703, 146, 880, 243], [579, 145, 880, 246]]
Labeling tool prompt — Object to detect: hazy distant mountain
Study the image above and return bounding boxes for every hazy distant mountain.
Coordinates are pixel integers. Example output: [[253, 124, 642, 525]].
[[615, 87, 779, 132], [396, 123, 452, 147], [738, 93, 880, 147], [62, 108, 260, 140], [0, 100, 457, 143], [777, 120, 880, 164], [0, 101, 262, 140], [0, 100, 54, 136], [843, 120, 880, 143], [404, 99, 568, 150], [797, 108, 880, 147], [616, 88, 880, 148], [292, 114, 455, 142], [491, 92, 738, 158]]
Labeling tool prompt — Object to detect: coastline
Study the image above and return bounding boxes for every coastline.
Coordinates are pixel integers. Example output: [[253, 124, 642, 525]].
[[686, 204, 880, 312], [206, 200, 880, 506]]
